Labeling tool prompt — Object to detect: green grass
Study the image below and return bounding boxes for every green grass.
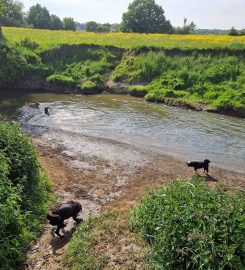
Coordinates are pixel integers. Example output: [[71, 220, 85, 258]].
[[132, 178, 245, 270], [1, 27, 245, 116], [112, 51, 245, 115], [3, 27, 245, 51], [64, 212, 151, 270], [0, 123, 52, 269]]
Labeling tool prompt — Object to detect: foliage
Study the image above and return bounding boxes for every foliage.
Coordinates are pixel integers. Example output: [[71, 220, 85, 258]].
[[0, 123, 51, 269], [44, 46, 118, 90], [27, 3, 51, 29], [229, 27, 240, 36], [112, 51, 245, 115], [86, 21, 111, 33], [63, 17, 76, 31], [121, 0, 173, 34], [0, 42, 28, 87], [47, 74, 76, 88], [50, 15, 63, 30], [132, 178, 245, 270], [128, 85, 148, 97], [0, 0, 24, 27], [175, 18, 196, 35]]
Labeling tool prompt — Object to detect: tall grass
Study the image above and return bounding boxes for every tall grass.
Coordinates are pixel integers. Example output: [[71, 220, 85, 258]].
[[0, 123, 51, 269], [132, 179, 245, 270], [113, 51, 245, 115]]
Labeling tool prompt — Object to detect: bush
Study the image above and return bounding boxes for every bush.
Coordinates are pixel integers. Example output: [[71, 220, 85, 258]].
[[0, 123, 51, 269], [0, 43, 28, 87], [79, 80, 102, 95], [47, 74, 76, 88], [132, 179, 245, 270], [128, 85, 148, 97]]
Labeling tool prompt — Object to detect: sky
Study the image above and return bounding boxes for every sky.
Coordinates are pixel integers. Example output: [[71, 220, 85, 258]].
[[21, 0, 245, 29]]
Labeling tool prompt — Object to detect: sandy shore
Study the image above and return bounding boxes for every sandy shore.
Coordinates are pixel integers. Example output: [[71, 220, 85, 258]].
[[24, 139, 245, 270]]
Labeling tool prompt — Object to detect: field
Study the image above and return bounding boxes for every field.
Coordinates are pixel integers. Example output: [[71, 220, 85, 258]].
[[3, 27, 245, 51]]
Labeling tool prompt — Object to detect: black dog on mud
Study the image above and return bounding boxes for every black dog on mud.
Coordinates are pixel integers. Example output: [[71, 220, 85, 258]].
[[47, 201, 82, 238], [187, 159, 210, 174]]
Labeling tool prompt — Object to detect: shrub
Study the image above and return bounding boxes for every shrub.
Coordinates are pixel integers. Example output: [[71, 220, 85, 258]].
[[79, 80, 102, 95], [0, 123, 51, 269], [128, 85, 148, 97], [132, 179, 245, 270], [47, 74, 76, 88], [0, 43, 28, 87]]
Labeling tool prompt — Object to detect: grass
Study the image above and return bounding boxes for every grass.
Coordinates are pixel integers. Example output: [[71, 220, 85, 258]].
[[132, 178, 245, 270], [3, 27, 245, 51], [64, 211, 151, 270], [0, 123, 52, 269], [1, 27, 245, 116], [112, 51, 245, 115]]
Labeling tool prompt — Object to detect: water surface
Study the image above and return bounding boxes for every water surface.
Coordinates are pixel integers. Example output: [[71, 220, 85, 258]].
[[0, 90, 244, 173]]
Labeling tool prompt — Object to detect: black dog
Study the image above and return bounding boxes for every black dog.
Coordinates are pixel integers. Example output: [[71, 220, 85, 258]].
[[47, 201, 82, 238], [187, 159, 210, 174], [44, 106, 51, 116]]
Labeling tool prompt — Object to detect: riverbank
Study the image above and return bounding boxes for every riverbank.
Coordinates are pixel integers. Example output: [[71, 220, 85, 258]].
[[1, 28, 245, 118], [24, 137, 245, 270]]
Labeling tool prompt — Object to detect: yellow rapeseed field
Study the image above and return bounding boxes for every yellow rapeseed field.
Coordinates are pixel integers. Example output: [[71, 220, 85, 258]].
[[3, 27, 245, 51]]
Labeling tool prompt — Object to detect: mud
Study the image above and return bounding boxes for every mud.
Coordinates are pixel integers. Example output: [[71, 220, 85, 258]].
[[24, 138, 245, 270]]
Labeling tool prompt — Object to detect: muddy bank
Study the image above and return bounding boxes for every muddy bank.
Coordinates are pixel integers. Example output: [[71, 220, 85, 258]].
[[24, 138, 245, 270]]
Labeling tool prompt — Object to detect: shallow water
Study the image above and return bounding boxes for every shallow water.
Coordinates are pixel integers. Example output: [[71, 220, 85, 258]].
[[0, 90, 244, 173]]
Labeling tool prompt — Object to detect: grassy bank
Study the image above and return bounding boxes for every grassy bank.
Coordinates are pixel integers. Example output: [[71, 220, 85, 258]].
[[113, 50, 245, 116], [0, 123, 51, 269], [63, 179, 245, 270], [1, 27, 245, 116]]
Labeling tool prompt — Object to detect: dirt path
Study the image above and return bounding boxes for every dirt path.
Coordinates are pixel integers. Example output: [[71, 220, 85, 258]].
[[24, 141, 245, 270]]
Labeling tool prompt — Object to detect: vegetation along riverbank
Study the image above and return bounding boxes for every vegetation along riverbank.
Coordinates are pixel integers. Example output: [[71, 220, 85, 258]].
[[0, 123, 51, 269], [1, 27, 245, 117]]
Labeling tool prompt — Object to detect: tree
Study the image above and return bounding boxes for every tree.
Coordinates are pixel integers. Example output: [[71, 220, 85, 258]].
[[86, 21, 99, 32], [27, 4, 51, 29], [175, 18, 196, 34], [0, 0, 24, 27], [63, 17, 76, 31], [121, 0, 173, 34], [50, 15, 63, 30], [228, 27, 239, 36]]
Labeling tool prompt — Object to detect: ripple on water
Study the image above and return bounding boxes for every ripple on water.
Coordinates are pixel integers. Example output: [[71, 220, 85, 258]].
[[17, 95, 245, 173]]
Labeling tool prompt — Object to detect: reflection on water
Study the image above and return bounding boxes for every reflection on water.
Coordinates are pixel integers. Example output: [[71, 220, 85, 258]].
[[0, 90, 245, 173]]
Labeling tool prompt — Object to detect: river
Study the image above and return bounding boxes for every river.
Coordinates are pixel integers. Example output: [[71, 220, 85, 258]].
[[0, 90, 244, 173]]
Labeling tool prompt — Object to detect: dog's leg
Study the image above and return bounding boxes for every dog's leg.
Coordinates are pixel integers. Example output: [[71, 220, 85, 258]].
[[55, 223, 65, 238], [73, 214, 82, 223]]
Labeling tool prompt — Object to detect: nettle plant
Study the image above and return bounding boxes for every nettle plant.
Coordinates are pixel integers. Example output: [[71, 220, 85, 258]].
[[132, 178, 245, 270]]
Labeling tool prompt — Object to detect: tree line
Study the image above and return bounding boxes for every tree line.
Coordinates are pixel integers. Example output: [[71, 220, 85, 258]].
[[0, 1, 76, 31], [0, 0, 244, 35]]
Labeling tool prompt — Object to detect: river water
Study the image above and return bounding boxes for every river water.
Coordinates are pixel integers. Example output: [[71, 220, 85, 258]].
[[0, 90, 244, 173]]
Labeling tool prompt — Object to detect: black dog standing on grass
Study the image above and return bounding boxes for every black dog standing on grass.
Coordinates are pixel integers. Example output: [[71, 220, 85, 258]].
[[187, 159, 211, 174], [47, 201, 82, 238]]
